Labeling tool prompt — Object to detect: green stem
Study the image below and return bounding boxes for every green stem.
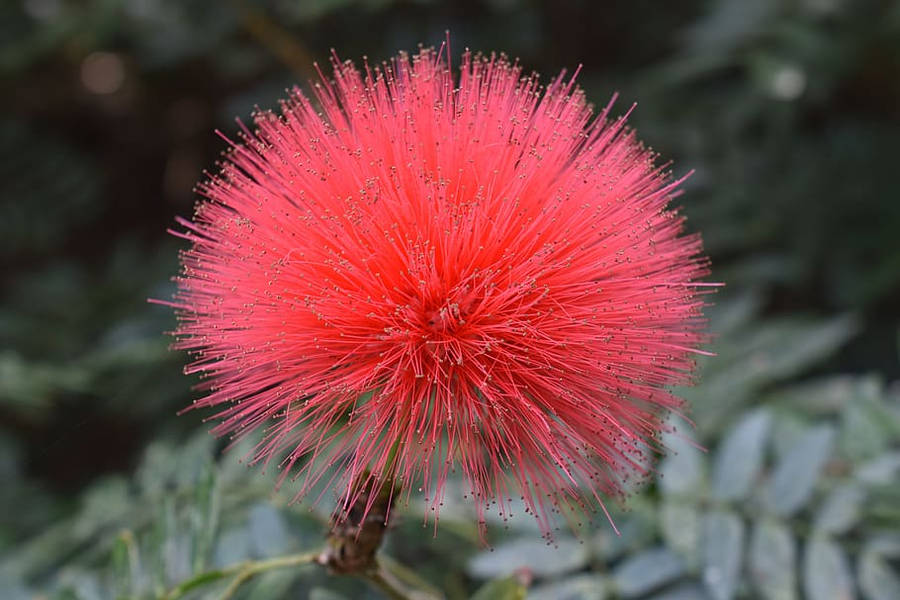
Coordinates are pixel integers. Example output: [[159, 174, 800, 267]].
[[160, 550, 319, 600], [366, 556, 444, 600], [364, 563, 413, 600]]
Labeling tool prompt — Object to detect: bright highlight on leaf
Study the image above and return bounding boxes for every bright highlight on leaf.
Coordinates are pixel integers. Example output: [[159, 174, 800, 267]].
[[161, 42, 714, 537]]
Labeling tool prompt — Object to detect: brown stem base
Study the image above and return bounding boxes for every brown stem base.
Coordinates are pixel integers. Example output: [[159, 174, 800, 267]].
[[316, 472, 395, 574], [316, 474, 442, 600]]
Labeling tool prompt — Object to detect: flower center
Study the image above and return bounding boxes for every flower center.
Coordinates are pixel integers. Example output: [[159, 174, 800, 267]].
[[423, 303, 464, 334]]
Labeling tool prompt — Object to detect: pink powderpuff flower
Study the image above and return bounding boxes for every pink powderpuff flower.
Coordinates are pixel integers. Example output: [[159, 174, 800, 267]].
[[161, 43, 714, 538]]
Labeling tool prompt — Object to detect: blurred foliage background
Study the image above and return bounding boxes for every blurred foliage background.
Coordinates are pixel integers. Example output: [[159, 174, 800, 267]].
[[2, 0, 900, 598]]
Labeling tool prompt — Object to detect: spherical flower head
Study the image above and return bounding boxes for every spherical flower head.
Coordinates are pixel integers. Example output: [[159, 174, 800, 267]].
[[165, 45, 713, 538]]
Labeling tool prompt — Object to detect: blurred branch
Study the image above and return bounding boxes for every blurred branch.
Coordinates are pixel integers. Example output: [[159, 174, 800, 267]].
[[235, 0, 316, 79]]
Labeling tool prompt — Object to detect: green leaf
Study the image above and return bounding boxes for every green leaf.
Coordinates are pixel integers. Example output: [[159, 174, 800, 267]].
[[803, 535, 856, 600], [190, 461, 220, 573], [742, 316, 859, 384], [156, 494, 190, 587], [690, 315, 858, 431], [766, 425, 835, 517], [527, 574, 607, 600], [467, 537, 589, 580], [702, 510, 744, 600], [110, 530, 139, 600], [612, 547, 686, 598], [660, 500, 700, 566], [858, 549, 900, 600], [749, 518, 797, 600], [712, 409, 772, 501], [856, 452, 900, 485], [840, 399, 891, 463], [814, 483, 865, 535], [470, 575, 528, 600]]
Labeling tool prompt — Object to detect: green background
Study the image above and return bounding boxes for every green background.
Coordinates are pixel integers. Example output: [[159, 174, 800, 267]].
[[2, 1, 899, 598]]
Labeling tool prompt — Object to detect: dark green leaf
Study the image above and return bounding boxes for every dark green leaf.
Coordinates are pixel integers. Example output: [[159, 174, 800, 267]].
[[647, 583, 713, 600], [308, 589, 350, 600]]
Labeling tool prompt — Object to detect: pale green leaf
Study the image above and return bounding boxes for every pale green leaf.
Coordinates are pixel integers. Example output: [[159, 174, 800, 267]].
[[712, 409, 772, 501], [856, 452, 900, 485], [858, 550, 900, 600], [840, 401, 890, 462], [702, 510, 744, 600], [814, 483, 865, 535], [527, 574, 607, 600], [749, 518, 797, 600], [865, 533, 900, 557], [658, 415, 705, 497], [660, 500, 700, 566], [612, 547, 686, 598], [766, 425, 834, 517], [470, 575, 528, 600], [467, 537, 589, 580], [771, 416, 811, 461], [803, 535, 856, 600]]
